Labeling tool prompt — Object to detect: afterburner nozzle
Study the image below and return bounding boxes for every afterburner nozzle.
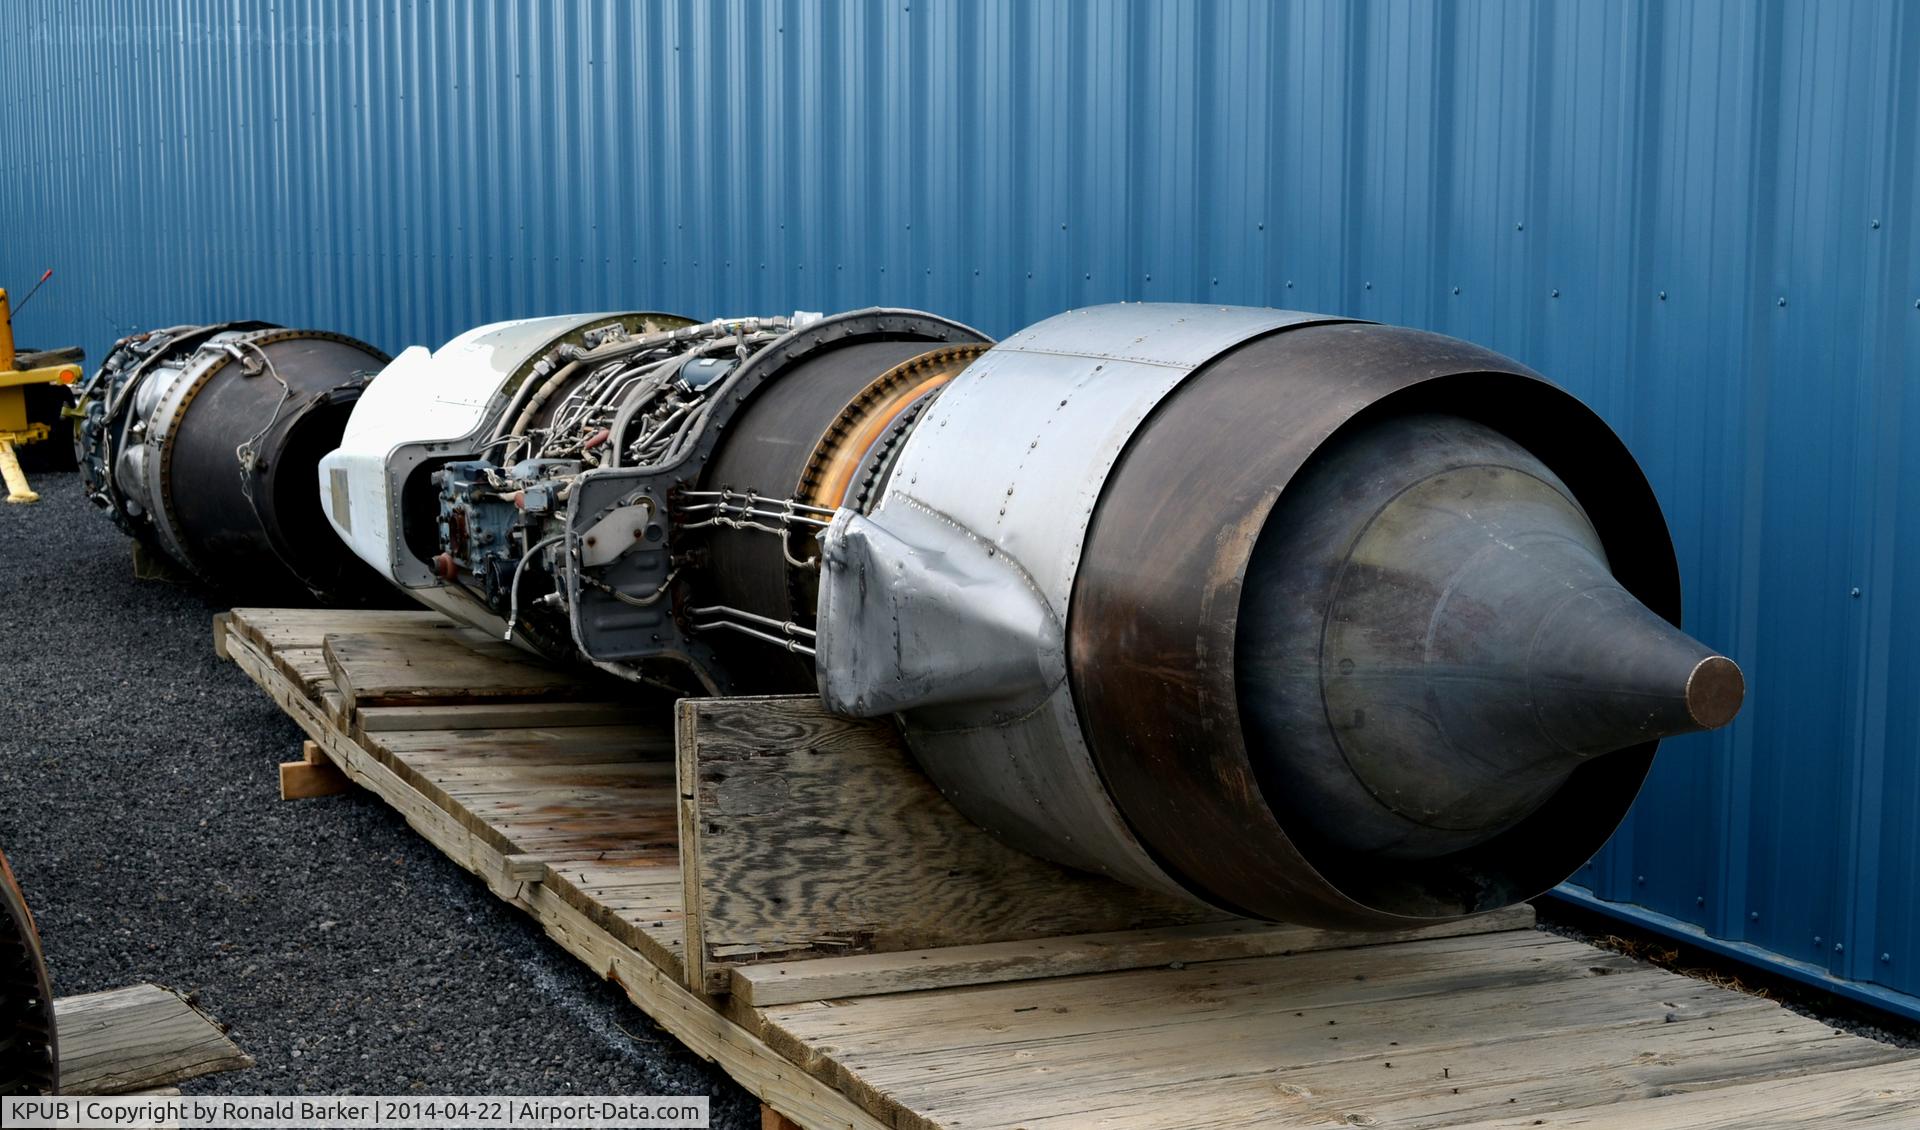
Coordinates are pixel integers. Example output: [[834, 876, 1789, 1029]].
[[1241, 413, 1746, 861]]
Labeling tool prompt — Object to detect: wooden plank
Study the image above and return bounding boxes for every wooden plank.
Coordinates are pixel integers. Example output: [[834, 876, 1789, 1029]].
[[319, 687, 349, 731], [266, 646, 335, 702], [373, 726, 675, 763], [757, 932, 1654, 1056], [541, 860, 688, 964], [229, 636, 514, 888], [678, 696, 1223, 995], [55, 984, 252, 1095], [222, 632, 883, 1130], [1230, 1007, 1913, 1130], [226, 607, 452, 651], [523, 881, 884, 1130], [358, 701, 656, 733], [426, 763, 678, 792], [750, 931, 1902, 1130], [730, 905, 1536, 1007], [231, 609, 460, 705], [279, 739, 353, 800], [323, 628, 596, 709], [1442, 1058, 1920, 1130], [352, 747, 678, 857]]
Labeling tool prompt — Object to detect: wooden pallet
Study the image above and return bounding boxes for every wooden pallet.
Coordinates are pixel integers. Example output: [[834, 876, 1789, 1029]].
[[217, 608, 1920, 1130]]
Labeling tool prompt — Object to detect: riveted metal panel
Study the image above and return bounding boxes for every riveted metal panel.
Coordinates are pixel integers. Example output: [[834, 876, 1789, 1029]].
[[819, 303, 1342, 900], [2, 0, 1915, 1016]]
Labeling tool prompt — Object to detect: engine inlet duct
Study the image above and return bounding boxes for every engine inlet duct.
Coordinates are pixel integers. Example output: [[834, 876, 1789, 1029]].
[[74, 323, 393, 602], [327, 302, 1745, 929]]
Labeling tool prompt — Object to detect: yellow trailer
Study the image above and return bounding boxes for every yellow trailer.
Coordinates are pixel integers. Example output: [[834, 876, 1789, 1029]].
[[0, 287, 84, 503]]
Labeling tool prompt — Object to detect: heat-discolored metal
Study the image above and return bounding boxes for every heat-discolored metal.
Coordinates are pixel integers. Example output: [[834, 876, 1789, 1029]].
[[817, 304, 1350, 898], [695, 330, 993, 691], [1069, 322, 1733, 927]]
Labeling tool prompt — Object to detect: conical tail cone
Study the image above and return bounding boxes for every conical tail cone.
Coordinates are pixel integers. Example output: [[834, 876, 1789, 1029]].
[[1242, 413, 1746, 862], [1523, 585, 1745, 752]]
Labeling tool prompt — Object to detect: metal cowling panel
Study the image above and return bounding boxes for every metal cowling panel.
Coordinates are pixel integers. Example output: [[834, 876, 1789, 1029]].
[[820, 303, 1341, 903]]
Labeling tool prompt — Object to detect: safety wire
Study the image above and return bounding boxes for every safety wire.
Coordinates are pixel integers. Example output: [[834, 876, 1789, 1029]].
[[231, 340, 292, 506]]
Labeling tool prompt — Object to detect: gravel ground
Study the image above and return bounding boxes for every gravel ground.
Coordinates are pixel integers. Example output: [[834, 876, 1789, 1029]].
[[0, 472, 754, 1120]]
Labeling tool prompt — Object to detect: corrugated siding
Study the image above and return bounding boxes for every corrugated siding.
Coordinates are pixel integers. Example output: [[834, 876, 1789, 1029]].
[[3, 0, 1915, 1014]]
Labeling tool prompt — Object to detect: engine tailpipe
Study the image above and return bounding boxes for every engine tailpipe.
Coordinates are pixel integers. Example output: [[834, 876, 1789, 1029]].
[[1241, 412, 1745, 862]]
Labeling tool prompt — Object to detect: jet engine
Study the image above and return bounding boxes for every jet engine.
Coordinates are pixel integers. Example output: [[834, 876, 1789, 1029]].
[[73, 323, 392, 602], [321, 301, 1743, 929]]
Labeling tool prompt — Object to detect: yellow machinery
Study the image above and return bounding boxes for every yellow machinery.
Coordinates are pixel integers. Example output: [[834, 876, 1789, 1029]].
[[0, 286, 83, 504]]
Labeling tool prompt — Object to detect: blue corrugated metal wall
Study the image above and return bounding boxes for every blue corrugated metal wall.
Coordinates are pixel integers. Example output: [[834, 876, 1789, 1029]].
[[3, 0, 1916, 1015]]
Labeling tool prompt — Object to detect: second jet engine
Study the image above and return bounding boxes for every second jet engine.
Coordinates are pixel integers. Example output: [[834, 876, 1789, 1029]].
[[322, 301, 1745, 929], [74, 322, 393, 602]]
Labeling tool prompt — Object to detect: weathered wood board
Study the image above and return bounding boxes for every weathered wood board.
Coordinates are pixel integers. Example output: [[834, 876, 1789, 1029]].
[[749, 930, 1919, 1130], [677, 696, 1225, 994], [727, 906, 1538, 1008], [323, 627, 602, 709], [55, 983, 252, 1095], [218, 607, 1920, 1130], [356, 701, 655, 733]]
